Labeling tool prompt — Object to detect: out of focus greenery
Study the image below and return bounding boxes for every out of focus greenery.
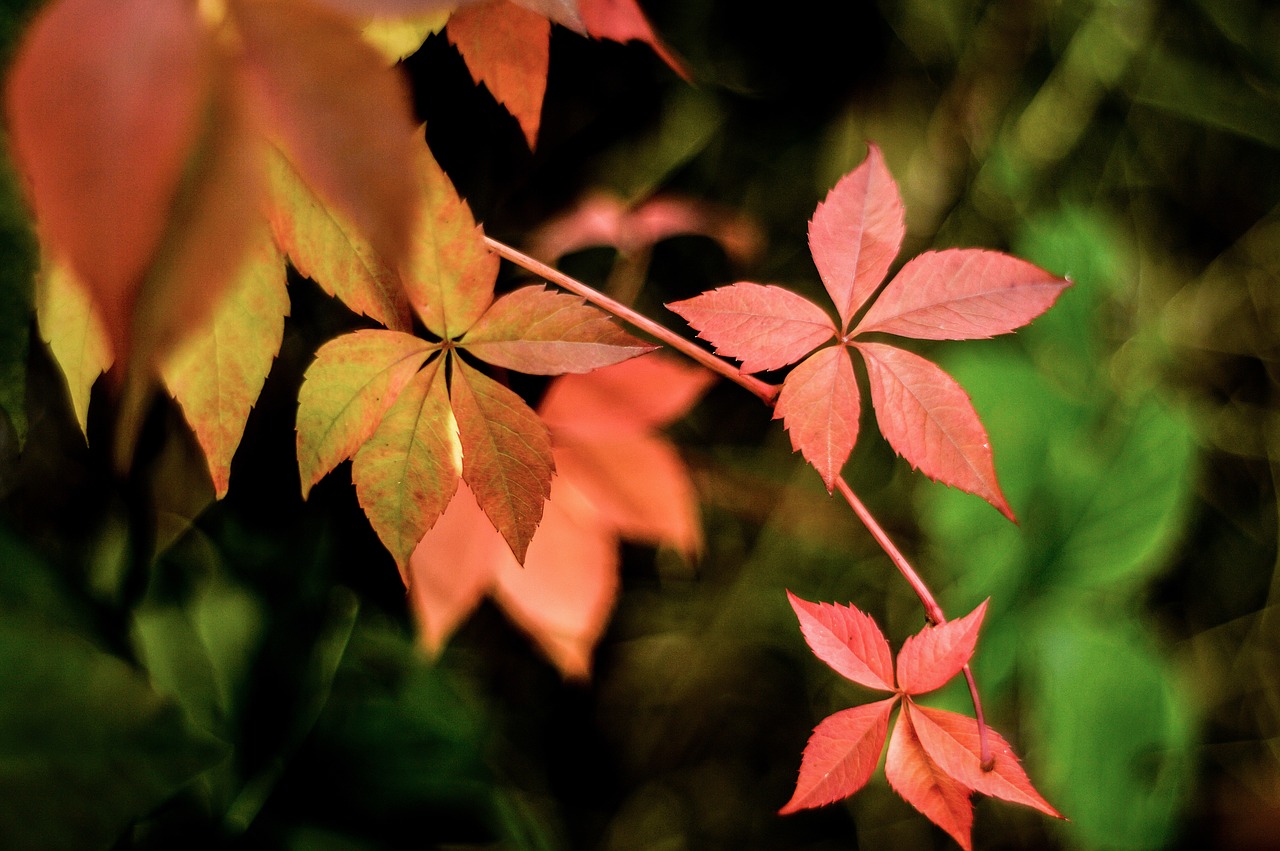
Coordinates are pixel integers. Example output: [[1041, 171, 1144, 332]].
[[0, 0, 1277, 848]]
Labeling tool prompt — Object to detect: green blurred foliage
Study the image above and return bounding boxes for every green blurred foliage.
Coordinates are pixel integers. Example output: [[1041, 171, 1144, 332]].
[[1, 0, 1278, 847]]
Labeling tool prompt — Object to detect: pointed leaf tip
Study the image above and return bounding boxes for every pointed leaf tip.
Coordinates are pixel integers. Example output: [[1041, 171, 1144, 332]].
[[911, 704, 1063, 820], [809, 144, 905, 330], [779, 698, 897, 814], [857, 342, 1014, 521], [786, 591, 894, 691], [774, 347, 861, 492], [886, 705, 974, 850], [896, 600, 988, 695]]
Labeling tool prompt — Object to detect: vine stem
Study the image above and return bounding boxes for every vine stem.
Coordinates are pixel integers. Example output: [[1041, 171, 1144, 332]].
[[484, 234, 994, 770]]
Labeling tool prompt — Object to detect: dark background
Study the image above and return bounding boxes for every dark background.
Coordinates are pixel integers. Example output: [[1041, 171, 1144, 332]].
[[0, 0, 1277, 848]]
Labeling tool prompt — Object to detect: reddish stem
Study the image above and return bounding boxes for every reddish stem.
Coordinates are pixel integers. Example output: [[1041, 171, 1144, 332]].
[[484, 234, 994, 770], [483, 237, 780, 404]]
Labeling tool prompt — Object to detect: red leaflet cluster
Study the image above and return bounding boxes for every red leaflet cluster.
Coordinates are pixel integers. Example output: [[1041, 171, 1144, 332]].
[[783, 593, 1062, 848], [669, 146, 1069, 518]]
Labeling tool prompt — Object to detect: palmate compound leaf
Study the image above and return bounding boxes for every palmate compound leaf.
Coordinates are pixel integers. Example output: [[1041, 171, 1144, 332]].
[[895, 600, 988, 696], [773, 346, 860, 493], [886, 705, 974, 851], [853, 249, 1070, 341], [451, 357, 554, 563], [460, 284, 656, 374], [162, 234, 289, 498], [808, 143, 904, 330], [910, 704, 1063, 819], [666, 282, 836, 373], [779, 697, 897, 815], [4, 0, 211, 367], [352, 355, 462, 570], [295, 330, 434, 498], [856, 342, 1014, 521], [786, 592, 894, 691], [447, 0, 550, 150]]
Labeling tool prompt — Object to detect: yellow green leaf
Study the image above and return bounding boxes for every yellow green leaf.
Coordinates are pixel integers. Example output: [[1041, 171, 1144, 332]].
[[35, 260, 114, 439], [162, 235, 289, 499], [352, 356, 461, 571]]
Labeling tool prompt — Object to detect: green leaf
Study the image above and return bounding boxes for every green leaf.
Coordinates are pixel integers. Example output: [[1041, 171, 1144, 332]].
[[402, 146, 498, 339], [352, 355, 461, 571], [451, 357, 553, 563], [460, 284, 655, 374], [163, 234, 289, 498], [296, 329, 434, 498], [1027, 612, 1194, 850], [267, 145, 412, 330]]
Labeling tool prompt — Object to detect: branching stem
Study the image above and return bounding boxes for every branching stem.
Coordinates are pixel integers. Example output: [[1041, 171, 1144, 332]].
[[485, 234, 994, 770]]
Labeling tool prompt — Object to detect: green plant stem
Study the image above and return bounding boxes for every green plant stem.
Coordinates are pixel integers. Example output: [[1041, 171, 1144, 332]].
[[485, 234, 994, 771]]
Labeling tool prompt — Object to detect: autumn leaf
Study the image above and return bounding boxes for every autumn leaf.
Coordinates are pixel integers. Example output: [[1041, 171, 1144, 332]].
[[266, 146, 411, 331], [886, 706, 975, 850], [295, 330, 435, 499], [772, 346, 860, 492], [786, 590, 893, 691], [856, 343, 1013, 521], [450, 359, 554, 563], [233, 0, 420, 270], [910, 704, 1063, 819], [460, 285, 656, 374], [162, 234, 289, 498], [669, 145, 1067, 513], [854, 250, 1071, 341], [448, 1, 550, 150], [4, 0, 212, 367], [778, 698, 897, 815], [530, 192, 762, 264], [782, 593, 1062, 844], [35, 261, 114, 438], [352, 356, 461, 568], [895, 600, 987, 696], [401, 146, 498, 339], [408, 353, 710, 677], [667, 283, 834, 373], [579, 0, 688, 79]]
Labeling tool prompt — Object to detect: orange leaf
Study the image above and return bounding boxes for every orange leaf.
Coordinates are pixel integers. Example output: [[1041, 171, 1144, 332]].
[[553, 436, 701, 557], [352, 356, 461, 569], [886, 705, 974, 851], [408, 481, 505, 651], [448, 0, 550, 150], [163, 234, 289, 498], [538, 352, 714, 438], [492, 474, 619, 679], [4, 0, 212, 365], [451, 358, 554, 563], [774, 346, 861, 492], [779, 697, 897, 814], [233, 0, 420, 270], [266, 145, 411, 330]]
